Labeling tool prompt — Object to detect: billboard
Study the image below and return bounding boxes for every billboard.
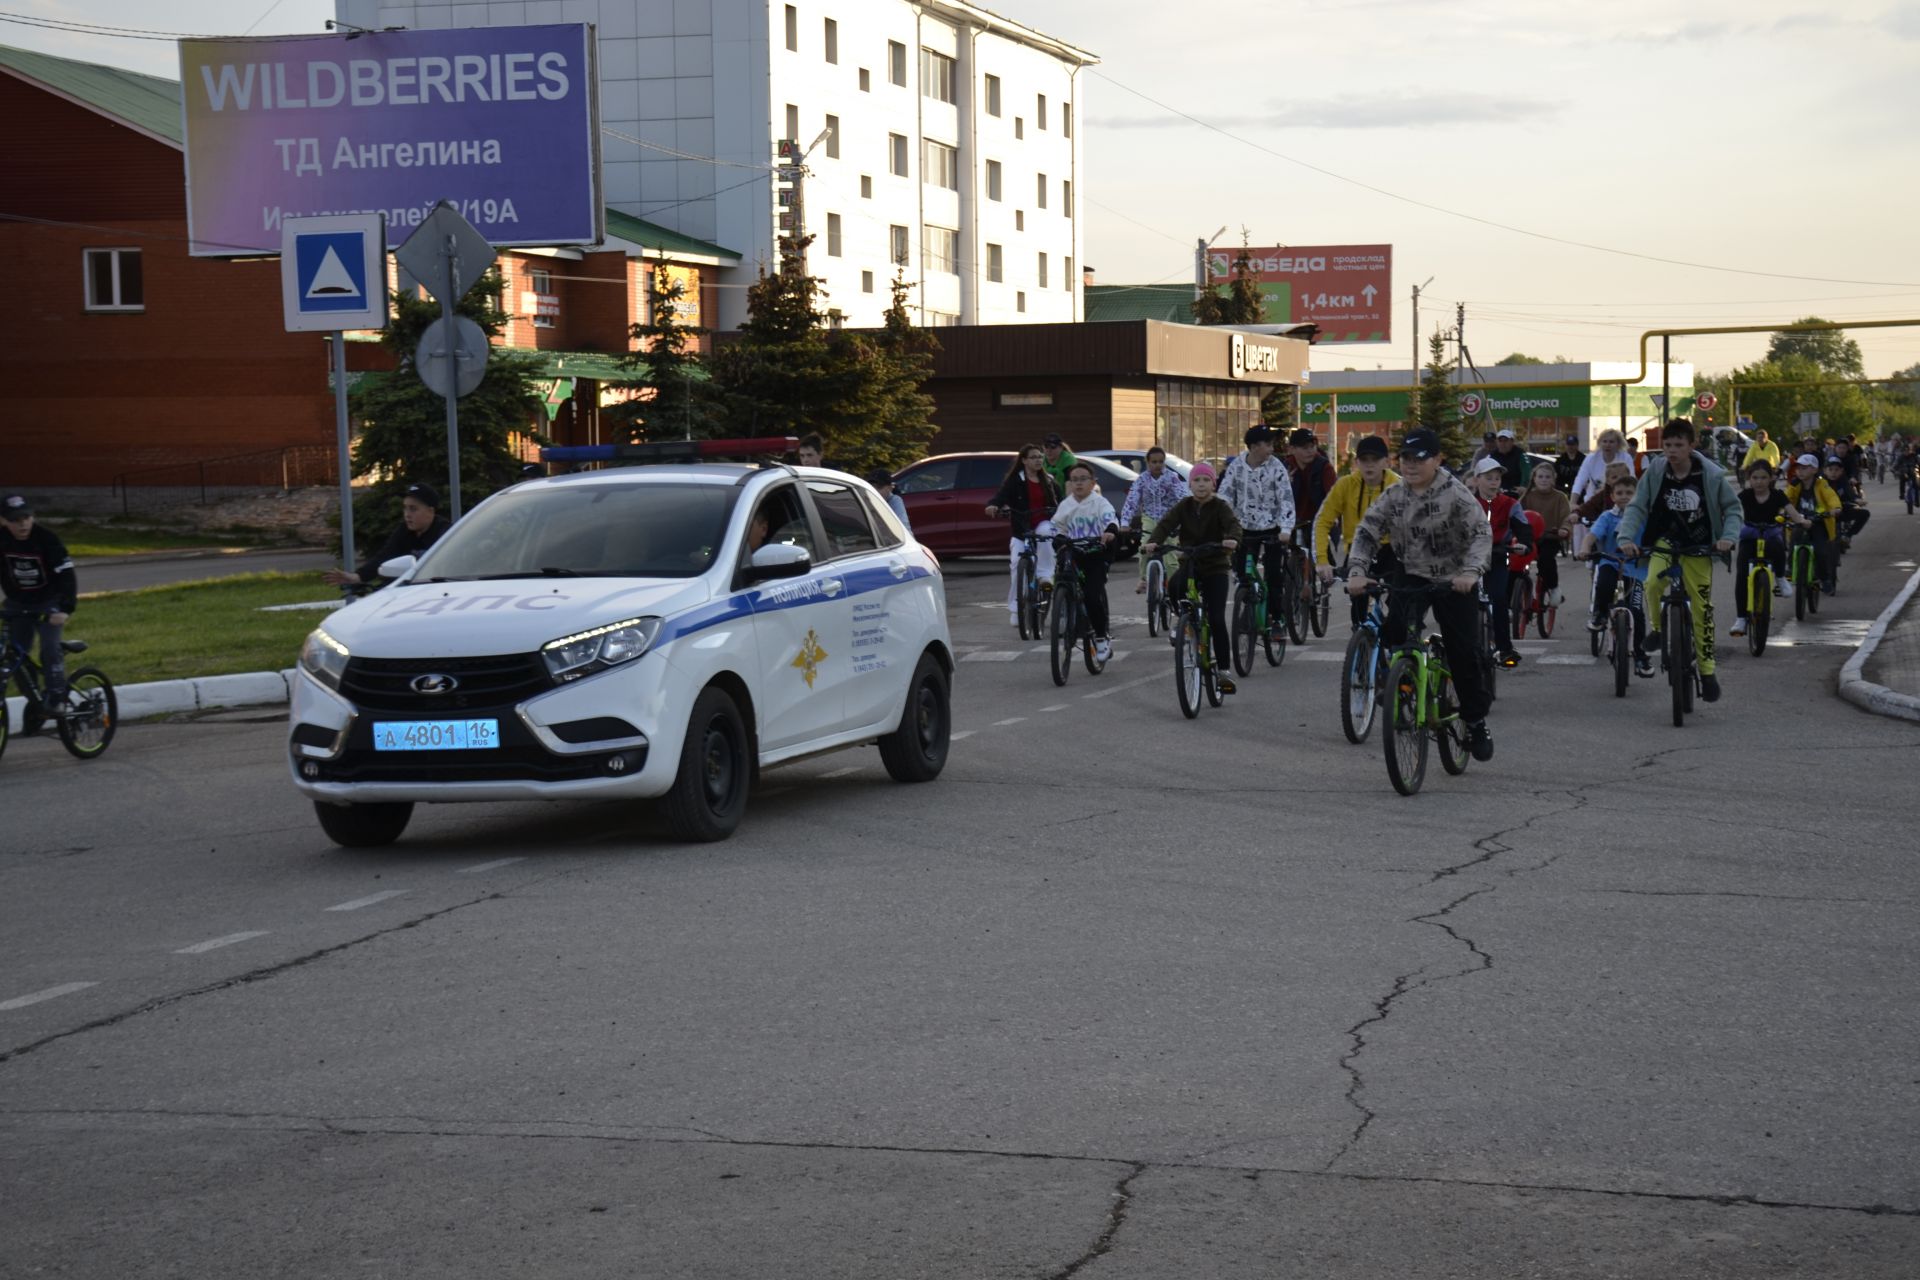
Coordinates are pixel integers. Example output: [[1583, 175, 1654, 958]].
[[1207, 244, 1392, 343], [179, 25, 601, 256]]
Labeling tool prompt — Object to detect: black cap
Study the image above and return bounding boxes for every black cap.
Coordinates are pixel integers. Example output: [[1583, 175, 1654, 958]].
[[1288, 427, 1318, 447], [1, 493, 30, 519], [1042, 433, 1065, 447], [1354, 435, 1389, 460], [1824, 455, 1844, 466], [1565, 434, 1580, 444], [1399, 430, 1442, 460], [402, 482, 441, 509], [1245, 424, 1275, 446], [865, 468, 895, 488]]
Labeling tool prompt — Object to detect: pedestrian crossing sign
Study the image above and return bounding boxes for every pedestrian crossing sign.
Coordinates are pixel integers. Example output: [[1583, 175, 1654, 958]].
[[281, 213, 388, 332]]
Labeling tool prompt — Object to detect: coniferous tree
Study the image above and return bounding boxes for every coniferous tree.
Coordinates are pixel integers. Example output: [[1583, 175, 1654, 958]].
[[607, 264, 718, 442], [711, 236, 863, 443], [1190, 236, 1268, 326], [830, 273, 940, 473], [1397, 330, 1473, 464]]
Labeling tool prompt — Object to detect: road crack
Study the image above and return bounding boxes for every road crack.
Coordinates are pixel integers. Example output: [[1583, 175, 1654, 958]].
[[1048, 1161, 1147, 1279]]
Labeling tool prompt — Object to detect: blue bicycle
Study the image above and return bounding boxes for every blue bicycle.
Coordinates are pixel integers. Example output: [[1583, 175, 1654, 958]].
[[1341, 585, 1390, 743]]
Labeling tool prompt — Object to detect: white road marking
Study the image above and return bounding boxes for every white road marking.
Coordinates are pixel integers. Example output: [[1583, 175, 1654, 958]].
[[456, 858, 526, 875], [1537, 655, 1596, 666], [325, 890, 409, 912], [950, 730, 976, 741], [994, 716, 1028, 726], [1293, 650, 1346, 662], [0, 982, 97, 1011], [1041, 704, 1069, 712], [960, 651, 1022, 662], [175, 931, 269, 955], [821, 765, 863, 778], [1082, 674, 1160, 700]]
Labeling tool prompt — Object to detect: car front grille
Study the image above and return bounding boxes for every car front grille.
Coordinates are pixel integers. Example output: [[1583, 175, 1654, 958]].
[[340, 653, 550, 712]]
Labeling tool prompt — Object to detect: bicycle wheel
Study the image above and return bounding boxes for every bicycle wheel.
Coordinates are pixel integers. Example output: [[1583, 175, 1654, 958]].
[[1589, 616, 1602, 657], [1340, 627, 1380, 745], [1749, 573, 1770, 656], [1017, 557, 1037, 641], [1204, 647, 1225, 707], [1508, 575, 1529, 640], [1794, 566, 1808, 621], [1174, 614, 1202, 719], [1145, 559, 1164, 637], [1382, 654, 1428, 797], [57, 666, 117, 760], [1536, 586, 1557, 639], [1475, 605, 1498, 703], [1311, 575, 1331, 638], [1666, 601, 1690, 727], [1283, 566, 1308, 646], [1611, 610, 1631, 697], [1230, 586, 1255, 676], [0, 694, 9, 763], [1049, 587, 1075, 687], [1809, 570, 1821, 613], [1081, 616, 1107, 676], [1432, 651, 1469, 777]]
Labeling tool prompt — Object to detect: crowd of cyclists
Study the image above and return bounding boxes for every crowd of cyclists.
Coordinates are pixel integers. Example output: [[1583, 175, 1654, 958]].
[[983, 419, 1919, 763]]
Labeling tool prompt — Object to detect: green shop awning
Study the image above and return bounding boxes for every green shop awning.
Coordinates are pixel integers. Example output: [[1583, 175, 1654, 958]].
[[522, 350, 711, 384]]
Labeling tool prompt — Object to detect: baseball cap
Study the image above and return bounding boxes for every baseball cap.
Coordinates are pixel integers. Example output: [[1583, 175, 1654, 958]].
[[1287, 427, 1318, 447], [1042, 433, 1064, 447], [1399, 430, 1442, 460], [1824, 455, 1844, 467], [1565, 434, 1580, 445], [1245, 424, 1275, 446], [1471, 455, 1506, 476], [1, 493, 30, 519], [1496, 427, 1516, 440], [1354, 435, 1389, 460], [1795, 453, 1820, 467], [402, 482, 441, 509]]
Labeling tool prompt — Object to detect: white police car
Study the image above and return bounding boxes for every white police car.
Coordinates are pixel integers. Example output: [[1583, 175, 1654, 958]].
[[289, 441, 952, 845]]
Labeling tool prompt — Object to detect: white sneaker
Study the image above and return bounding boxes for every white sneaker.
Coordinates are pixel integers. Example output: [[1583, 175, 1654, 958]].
[[1094, 638, 1112, 662], [1546, 588, 1564, 606], [1729, 618, 1747, 637], [1773, 581, 1788, 597], [1009, 612, 1020, 626]]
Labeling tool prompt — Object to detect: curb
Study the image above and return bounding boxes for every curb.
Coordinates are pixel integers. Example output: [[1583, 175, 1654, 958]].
[[6, 668, 295, 726], [1837, 563, 1920, 723], [74, 546, 327, 568]]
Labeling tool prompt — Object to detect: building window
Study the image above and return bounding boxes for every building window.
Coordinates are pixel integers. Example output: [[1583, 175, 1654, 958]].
[[859, 67, 870, 91], [985, 74, 1001, 117], [529, 267, 556, 328], [823, 17, 837, 63], [889, 224, 909, 266], [924, 311, 959, 327], [825, 113, 839, 158], [920, 48, 955, 104], [923, 225, 958, 275], [1063, 180, 1071, 216], [860, 174, 872, 198], [986, 159, 1002, 201], [83, 248, 143, 311], [826, 213, 842, 257], [785, 104, 799, 141], [987, 243, 1003, 283], [1014, 116, 1023, 139], [1064, 101, 1072, 137], [1015, 209, 1024, 231], [1017, 291, 1026, 314], [862, 270, 874, 293], [923, 139, 958, 191], [1037, 94, 1047, 129], [1037, 252, 1048, 288], [784, 5, 797, 52], [1036, 173, 1047, 209], [997, 391, 1054, 409], [888, 132, 908, 177], [888, 40, 905, 86]]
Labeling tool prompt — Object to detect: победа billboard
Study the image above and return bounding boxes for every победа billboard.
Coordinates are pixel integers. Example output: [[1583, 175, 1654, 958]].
[[1207, 245, 1392, 343], [179, 25, 601, 256]]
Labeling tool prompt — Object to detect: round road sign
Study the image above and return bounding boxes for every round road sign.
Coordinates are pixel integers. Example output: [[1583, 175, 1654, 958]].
[[417, 316, 490, 399], [1697, 392, 1718, 412], [1460, 392, 1484, 416]]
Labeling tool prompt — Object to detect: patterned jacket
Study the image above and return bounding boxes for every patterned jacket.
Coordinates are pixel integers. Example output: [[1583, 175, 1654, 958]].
[[1118, 466, 1189, 527], [1347, 470, 1492, 582], [1217, 453, 1297, 533]]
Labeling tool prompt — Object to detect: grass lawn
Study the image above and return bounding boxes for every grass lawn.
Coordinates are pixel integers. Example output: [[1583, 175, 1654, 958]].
[[66, 573, 339, 685], [56, 522, 280, 558]]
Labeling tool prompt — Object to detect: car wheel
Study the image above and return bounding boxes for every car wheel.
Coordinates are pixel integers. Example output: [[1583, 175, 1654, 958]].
[[879, 654, 950, 783], [661, 686, 751, 842], [313, 800, 413, 848]]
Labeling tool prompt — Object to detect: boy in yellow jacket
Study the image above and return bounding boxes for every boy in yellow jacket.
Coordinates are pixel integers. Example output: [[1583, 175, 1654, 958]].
[[1315, 435, 1401, 625]]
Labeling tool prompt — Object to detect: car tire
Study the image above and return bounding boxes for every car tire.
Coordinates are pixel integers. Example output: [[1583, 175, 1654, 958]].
[[313, 800, 413, 848], [879, 654, 950, 783], [662, 686, 751, 842]]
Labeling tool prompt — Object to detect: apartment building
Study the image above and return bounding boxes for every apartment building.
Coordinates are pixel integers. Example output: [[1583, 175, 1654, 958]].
[[336, 0, 1096, 330]]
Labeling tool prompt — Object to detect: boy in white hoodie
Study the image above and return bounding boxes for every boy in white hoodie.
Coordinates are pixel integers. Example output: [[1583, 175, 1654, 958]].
[[1050, 461, 1121, 661]]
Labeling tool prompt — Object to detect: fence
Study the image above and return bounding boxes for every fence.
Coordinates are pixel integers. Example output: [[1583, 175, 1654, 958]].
[[111, 445, 340, 517]]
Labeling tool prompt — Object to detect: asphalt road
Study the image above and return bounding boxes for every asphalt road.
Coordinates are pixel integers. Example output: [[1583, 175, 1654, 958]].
[[80, 549, 335, 595], [5, 519, 1918, 1277]]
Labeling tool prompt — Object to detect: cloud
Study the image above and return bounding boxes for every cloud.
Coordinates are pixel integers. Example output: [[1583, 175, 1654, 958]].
[[1603, 11, 1847, 43], [1092, 92, 1560, 131], [1883, 4, 1920, 38]]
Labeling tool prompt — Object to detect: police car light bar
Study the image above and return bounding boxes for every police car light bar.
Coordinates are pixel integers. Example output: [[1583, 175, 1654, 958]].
[[542, 437, 800, 464]]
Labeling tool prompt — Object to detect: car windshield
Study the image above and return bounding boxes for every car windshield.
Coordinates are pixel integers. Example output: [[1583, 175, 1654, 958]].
[[409, 483, 734, 580]]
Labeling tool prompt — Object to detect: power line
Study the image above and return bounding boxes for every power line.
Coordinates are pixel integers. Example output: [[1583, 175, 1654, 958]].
[[0, 10, 217, 40], [1090, 70, 1920, 290]]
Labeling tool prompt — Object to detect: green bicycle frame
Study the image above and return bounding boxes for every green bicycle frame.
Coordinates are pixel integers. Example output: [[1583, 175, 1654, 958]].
[[1386, 639, 1456, 734]]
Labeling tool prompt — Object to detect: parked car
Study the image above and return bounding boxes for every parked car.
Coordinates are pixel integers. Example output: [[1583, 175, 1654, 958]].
[[894, 452, 1139, 558], [1081, 449, 1193, 479]]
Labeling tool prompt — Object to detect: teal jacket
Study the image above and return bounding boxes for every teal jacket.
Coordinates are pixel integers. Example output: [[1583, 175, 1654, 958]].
[[1616, 451, 1742, 549]]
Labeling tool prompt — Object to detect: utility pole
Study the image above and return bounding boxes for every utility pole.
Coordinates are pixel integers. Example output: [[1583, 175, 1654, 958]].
[[1194, 225, 1228, 301], [1455, 302, 1467, 399], [1410, 277, 1433, 395], [774, 124, 834, 277]]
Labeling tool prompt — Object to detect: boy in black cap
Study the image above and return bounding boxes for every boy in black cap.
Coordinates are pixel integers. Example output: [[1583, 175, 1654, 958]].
[[1343, 430, 1497, 760], [322, 483, 451, 588], [1, 493, 77, 724]]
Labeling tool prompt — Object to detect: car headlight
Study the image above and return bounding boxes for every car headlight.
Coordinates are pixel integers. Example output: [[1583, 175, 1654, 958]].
[[299, 628, 350, 690], [541, 617, 663, 682]]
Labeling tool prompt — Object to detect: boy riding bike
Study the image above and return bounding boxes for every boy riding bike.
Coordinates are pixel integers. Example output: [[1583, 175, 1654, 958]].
[[1050, 461, 1122, 663], [1315, 435, 1400, 626], [1, 493, 77, 731], [1583, 474, 1655, 677], [1730, 462, 1806, 637], [1118, 446, 1188, 594], [1142, 463, 1243, 695]]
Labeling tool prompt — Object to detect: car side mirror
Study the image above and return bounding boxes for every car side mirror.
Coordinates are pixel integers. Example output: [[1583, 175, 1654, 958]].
[[378, 555, 418, 580], [747, 543, 811, 581]]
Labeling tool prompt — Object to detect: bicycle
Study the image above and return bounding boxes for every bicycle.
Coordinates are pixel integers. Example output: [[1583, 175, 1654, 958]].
[[1229, 531, 1286, 676], [1585, 550, 1644, 697], [1143, 537, 1176, 638], [1278, 539, 1312, 645], [1341, 585, 1391, 744], [1168, 544, 1227, 719], [1650, 543, 1723, 729], [1369, 582, 1473, 796], [1474, 583, 1499, 703], [1011, 519, 1053, 641], [1787, 521, 1823, 621], [1048, 537, 1111, 686], [1737, 518, 1792, 657], [0, 610, 117, 762], [1306, 549, 1333, 639]]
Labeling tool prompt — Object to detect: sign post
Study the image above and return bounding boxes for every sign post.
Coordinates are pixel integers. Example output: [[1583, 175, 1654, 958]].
[[397, 203, 496, 520], [281, 212, 388, 581]]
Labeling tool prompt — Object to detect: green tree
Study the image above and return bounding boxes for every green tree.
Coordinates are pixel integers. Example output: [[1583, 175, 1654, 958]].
[[606, 265, 719, 442], [1766, 317, 1864, 377], [1494, 351, 1548, 367], [1260, 385, 1295, 432], [1725, 353, 1873, 439], [1191, 236, 1267, 326], [828, 272, 941, 473], [1397, 331, 1472, 462], [711, 236, 864, 442], [347, 269, 544, 534]]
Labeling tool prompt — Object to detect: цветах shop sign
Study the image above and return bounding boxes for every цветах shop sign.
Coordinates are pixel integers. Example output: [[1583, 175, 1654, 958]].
[[178, 25, 601, 256]]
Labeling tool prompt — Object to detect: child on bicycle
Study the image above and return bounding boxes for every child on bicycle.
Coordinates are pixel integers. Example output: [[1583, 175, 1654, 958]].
[[1345, 430, 1496, 761], [1583, 475, 1654, 677], [1315, 434, 1400, 627], [1050, 461, 1121, 663], [1, 493, 76, 726], [1825, 455, 1869, 548], [1730, 462, 1806, 637], [1141, 462, 1243, 695], [984, 445, 1063, 626], [1783, 453, 1843, 595], [1468, 456, 1533, 669]]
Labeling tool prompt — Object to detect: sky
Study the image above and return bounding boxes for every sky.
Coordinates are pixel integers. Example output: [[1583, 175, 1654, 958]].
[[8, 0, 1920, 381]]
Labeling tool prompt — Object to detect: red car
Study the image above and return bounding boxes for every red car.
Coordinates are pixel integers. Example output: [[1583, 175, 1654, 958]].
[[893, 452, 1138, 558]]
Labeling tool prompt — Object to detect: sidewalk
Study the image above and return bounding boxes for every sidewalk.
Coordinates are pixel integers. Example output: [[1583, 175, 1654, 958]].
[[1844, 563, 1920, 722]]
